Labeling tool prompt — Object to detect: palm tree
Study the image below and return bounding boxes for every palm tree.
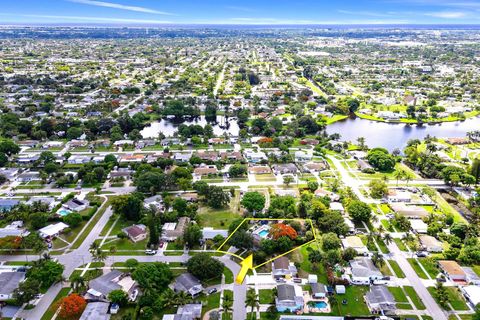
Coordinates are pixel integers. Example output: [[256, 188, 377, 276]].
[[222, 293, 234, 320], [89, 242, 99, 252], [109, 245, 117, 265], [366, 232, 375, 249], [70, 274, 85, 292], [377, 225, 385, 236], [393, 169, 405, 186], [371, 251, 385, 268], [92, 248, 107, 265], [174, 291, 192, 306], [383, 233, 393, 245], [245, 289, 259, 320]]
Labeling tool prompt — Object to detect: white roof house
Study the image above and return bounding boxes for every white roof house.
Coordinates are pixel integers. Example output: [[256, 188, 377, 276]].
[[39, 222, 69, 238], [462, 285, 480, 307], [410, 219, 428, 234], [329, 202, 345, 213]]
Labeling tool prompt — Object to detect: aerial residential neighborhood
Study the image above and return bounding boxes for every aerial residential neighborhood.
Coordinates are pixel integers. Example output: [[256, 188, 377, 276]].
[[0, 4, 480, 320]]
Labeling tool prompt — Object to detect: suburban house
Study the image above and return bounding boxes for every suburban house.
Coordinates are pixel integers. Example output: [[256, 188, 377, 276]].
[[438, 260, 466, 282], [310, 283, 328, 299], [16, 171, 41, 182], [26, 197, 59, 210], [314, 188, 340, 201], [0, 271, 26, 301], [303, 162, 327, 173], [419, 235, 443, 252], [202, 227, 228, 240], [342, 236, 368, 255], [193, 165, 218, 177], [162, 217, 190, 241], [143, 195, 164, 211], [410, 219, 428, 234], [122, 224, 148, 243], [63, 198, 89, 212], [0, 199, 20, 212], [390, 203, 429, 218], [294, 151, 312, 162], [387, 189, 412, 203], [329, 202, 345, 214], [39, 222, 69, 239], [248, 165, 272, 174], [244, 150, 268, 163], [0, 221, 30, 239], [79, 302, 110, 320], [461, 285, 480, 308], [162, 304, 202, 320], [272, 257, 298, 279], [349, 257, 383, 285], [275, 284, 304, 312], [272, 163, 298, 175], [364, 285, 396, 314], [87, 270, 137, 301], [462, 267, 480, 285], [173, 273, 204, 297]]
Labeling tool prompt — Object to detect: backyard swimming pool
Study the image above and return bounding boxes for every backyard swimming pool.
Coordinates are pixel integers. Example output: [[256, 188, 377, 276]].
[[57, 208, 72, 216], [313, 301, 327, 309], [258, 230, 269, 238]]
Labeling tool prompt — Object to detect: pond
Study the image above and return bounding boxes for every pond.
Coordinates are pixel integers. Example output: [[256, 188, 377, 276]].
[[140, 115, 240, 138], [326, 116, 480, 151]]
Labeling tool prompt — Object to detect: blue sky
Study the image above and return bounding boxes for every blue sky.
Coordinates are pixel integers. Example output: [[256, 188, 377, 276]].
[[1, 0, 480, 25]]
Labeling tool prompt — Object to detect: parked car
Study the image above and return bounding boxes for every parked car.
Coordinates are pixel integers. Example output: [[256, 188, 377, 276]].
[[145, 249, 157, 255], [208, 288, 218, 295], [416, 251, 428, 257]]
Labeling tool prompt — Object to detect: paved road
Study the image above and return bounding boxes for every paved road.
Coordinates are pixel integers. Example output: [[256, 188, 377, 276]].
[[3, 205, 245, 319], [387, 241, 448, 320]]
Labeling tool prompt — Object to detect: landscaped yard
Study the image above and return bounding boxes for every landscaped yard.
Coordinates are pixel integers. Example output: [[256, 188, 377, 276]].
[[388, 260, 406, 278], [197, 207, 240, 229], [388, 286, 412, 309], [417, 258, 440, 279], [404, 286, 426, 310], [427, 286, 469, 311], [329, 286, 370, 316], [259, 289, 275, 304], [407, 258, 429, 279]]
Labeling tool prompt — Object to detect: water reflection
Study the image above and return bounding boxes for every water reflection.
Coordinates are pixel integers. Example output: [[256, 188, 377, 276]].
[[327, 116, 480, 151]]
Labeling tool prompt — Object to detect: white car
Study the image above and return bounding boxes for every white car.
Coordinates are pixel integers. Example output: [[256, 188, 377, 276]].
[[145, 249, 157, 255]]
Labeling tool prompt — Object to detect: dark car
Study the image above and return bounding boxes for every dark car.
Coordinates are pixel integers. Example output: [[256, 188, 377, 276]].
[[208, 288, 218, 295]]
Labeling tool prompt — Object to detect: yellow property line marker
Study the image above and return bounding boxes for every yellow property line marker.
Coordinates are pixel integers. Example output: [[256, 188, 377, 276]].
[[216, 217, 319, 284]]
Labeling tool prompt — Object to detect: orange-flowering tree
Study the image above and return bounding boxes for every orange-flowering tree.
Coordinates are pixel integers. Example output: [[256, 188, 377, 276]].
[[57, 293, 86, 320], [269, 223, 298, 240]]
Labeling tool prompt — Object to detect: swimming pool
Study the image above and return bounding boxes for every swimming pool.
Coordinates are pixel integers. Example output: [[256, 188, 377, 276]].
[[313, 301, 327, 309], [258, 230, 269, 238], [57, 208, 72, 217]]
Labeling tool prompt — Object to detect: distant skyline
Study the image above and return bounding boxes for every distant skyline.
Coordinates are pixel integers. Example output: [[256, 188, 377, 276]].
[[2, 0, 480, 25]]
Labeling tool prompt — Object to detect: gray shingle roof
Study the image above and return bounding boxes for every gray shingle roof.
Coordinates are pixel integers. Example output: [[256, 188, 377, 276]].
[[0, 272, 25, 296], [89, 270, 122, 296], [80, 302, 110, 320]]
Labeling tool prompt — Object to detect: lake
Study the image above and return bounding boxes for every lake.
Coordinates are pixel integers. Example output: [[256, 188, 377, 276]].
[[141, 115, 240, 138], [327, 116, 480, 151]]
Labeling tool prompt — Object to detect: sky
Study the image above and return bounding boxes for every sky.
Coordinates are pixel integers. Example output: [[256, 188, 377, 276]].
[[1, 0, 480, 25]]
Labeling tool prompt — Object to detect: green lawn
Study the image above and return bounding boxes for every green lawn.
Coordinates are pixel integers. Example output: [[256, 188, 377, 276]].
[[393, 238, 408, 251], [407, 258, 429, 279], [379, 263, 393, 276], [404, 286, 426, 310], [388, 287, 409, 303], [223, 267, 234, 284], [258, 289, 275, 304], [102, 238, 148, 251], [418, 258, 440, 279], [388, 260, 406, 278], [197, 208, 240, 229], [427, 286, 469, 311], [198, 292, 221, 315], [293, 243, 328, 284], [329, 286, 370, 316]]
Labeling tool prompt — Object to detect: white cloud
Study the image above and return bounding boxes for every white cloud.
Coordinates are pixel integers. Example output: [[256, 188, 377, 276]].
[[1, 13, 171, 24], [68, 0, 173, 15], [425, 11, 467, 18], [338, 10, 392, 17]]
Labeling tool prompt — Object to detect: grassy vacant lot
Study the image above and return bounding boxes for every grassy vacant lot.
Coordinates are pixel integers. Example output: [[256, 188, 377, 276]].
[[197, 207, 240, 229], [418, 258, 440, 279], [223, 267, 234, 284], [407, 258, 429, 279], [259, 289, 275, 304], [388, 286, 412, 310], [388, 260, 405, 278], [292, 243, 328, 284], [404, 286, 426, 310]]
